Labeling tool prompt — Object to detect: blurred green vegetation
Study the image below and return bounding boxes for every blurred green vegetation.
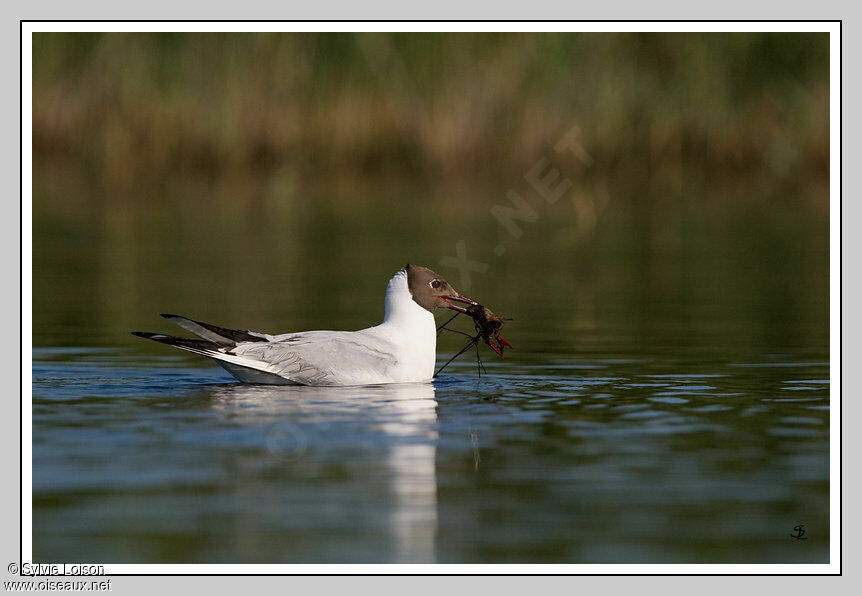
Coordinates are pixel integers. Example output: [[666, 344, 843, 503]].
[[33, 32, 829, 198]]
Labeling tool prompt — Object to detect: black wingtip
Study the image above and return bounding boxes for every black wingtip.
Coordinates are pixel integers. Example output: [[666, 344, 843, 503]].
[[131, 331, 153, 338], [160, 313, 179, 319]]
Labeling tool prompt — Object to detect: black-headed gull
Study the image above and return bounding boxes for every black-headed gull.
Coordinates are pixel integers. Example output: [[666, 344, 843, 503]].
[[132, 264, 478, 386]]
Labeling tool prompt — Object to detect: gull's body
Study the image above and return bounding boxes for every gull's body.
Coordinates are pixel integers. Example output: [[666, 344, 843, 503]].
[[133, 265, 476, 386]]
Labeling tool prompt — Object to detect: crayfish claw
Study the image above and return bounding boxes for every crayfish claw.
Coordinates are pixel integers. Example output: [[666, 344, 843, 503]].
[[486, 338, 504, 357]]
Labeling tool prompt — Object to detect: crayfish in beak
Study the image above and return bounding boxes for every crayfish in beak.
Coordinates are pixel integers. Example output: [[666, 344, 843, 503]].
[[466, 304, 513, 357], [434, 300, 514, 378]]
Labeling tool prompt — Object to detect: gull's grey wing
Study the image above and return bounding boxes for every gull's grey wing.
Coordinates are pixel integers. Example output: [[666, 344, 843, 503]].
[[232, 330, 400, 386]]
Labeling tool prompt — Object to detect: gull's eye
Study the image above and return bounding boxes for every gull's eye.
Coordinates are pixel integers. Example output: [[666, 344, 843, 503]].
[[430, 280, 442, 289]]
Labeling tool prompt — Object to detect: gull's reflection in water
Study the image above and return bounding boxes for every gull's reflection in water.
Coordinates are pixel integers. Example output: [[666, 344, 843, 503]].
[[202, 381, 438, 563]]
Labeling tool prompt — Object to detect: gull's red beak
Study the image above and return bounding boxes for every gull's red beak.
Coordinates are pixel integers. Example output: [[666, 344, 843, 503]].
[[440, 293, 479, 313]]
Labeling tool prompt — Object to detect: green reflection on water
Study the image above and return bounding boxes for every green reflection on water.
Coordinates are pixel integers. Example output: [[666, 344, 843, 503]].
[[33, 170, 827, 361]]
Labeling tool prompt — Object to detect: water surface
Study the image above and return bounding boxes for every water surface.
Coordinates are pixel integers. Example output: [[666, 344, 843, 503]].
[[32, 176, 829, 564], [32, 324, 829, 564]]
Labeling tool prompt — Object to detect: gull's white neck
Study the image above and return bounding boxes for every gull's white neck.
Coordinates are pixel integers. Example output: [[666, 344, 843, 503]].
[[381, 269, 435, 331], [368, 269, 438, 381]]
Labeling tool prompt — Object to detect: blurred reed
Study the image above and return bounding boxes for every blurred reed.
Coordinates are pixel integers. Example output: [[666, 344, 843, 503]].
[[32, 32, 829, 200]]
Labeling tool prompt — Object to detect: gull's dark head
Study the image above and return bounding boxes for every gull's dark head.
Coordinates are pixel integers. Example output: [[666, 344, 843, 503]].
[[404, 264, 478, 314]]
